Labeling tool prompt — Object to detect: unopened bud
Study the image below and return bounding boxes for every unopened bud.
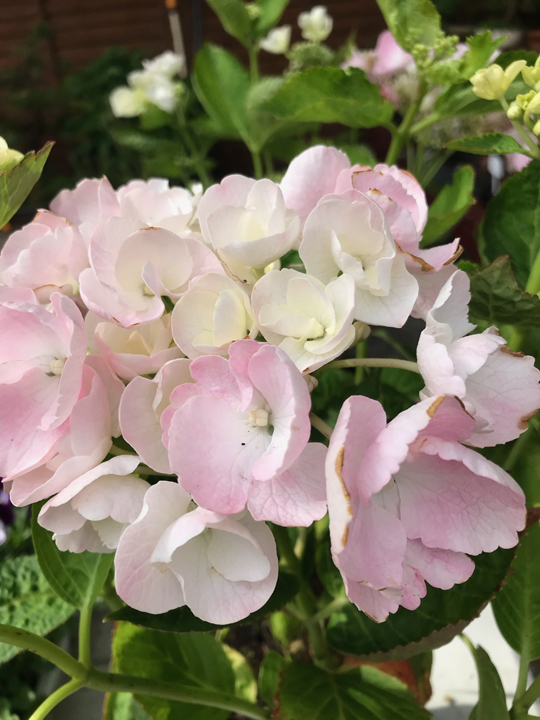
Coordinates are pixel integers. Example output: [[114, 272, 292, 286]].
[[507, 101, 523, 120], [470, 60, 526, 100], [533, 119, 540, 137], [353, 321, 371, 342]]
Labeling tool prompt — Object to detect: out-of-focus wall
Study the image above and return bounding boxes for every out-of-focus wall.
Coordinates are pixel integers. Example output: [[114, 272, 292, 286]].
[[0, 0, 386, 82]]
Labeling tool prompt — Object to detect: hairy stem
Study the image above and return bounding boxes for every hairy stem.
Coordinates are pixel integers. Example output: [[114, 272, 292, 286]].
[[309, 413, 333, 440], [385, 80, 428, 166], [0, 624, 87, 679], [29, 679, 85, 720], [320, 357, 420, 374], [78, 605, 93, 668]]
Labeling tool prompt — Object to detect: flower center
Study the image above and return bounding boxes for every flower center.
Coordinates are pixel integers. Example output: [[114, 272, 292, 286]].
[[49, 357, 67, 376], [249, 408, 270, 427]]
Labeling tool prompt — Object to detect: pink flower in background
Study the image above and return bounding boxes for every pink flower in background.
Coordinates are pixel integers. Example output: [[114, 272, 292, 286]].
[[115, 480, 279, 623], [326, 395, 526, 622], [79, 219, 223, 327], [38, 454, 149, 553], [196, 175, 300, 283], [164, 339, 327, 525], [0, 289, 87, 481], [86, 312, 183, 381], [4, 357, 122, 507], [0, 211, 88, 303], [417, 270, 540, 447], [119, 358, 193, 474], [50, 177, 119, 245]]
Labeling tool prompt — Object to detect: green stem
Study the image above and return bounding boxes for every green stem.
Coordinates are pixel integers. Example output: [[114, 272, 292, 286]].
[[419, 148, 454, 187], [385, 80, 428, 166], [410, 112, 442, 136], [250, 148, 263, 179], [78, 605, 93, 668], [175, 105, 212, 188], [312, 596, 350, 623], [514, 674, 540, 717], [248, 45, 260, 85], [309, 412, 333, 440], [29, 679, 84, 720], [0, 624, 87, 679], [516, 655, 531, 704], [526, 251, 540, 297], [504, 431, 531, 473], [319, 357, 420, 374], [500, 98, 540, 158], [86, 669, 270, 720], [0, 624, 270, 720]]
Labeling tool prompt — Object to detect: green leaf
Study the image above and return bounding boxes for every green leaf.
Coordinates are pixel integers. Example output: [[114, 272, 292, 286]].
[[258, 650, 285, 709], [261, 67, 393, 129], [468, 644, 510, 720], [460, 31, 506, 80], [31, 505, 113, 609], [254, 0, 289, 36], [336, 143, 377, 167], [434, 75, 527, 119], [106, 571, 299, 631], [139, 105, 172, 130], [315, 538, 346, 599], [468, 255, 540, 328], [205, 0, 253, 48], [0, 142, 53, 227], [375, 0, 441, 52], [422, 165, 475, 245], [0, 555, 74, 664], [222, 645, 257, 703], [103, 693, 150, 720], [277, 662, 431, 720], [192, 44, 251, 141], [482, 159, 540, 288], [446, 133, 526, 156], [492, 521, 540, 661], [112, 623, 235, 720], [327, 546, 514, 660], [111, 128, 181, 155]]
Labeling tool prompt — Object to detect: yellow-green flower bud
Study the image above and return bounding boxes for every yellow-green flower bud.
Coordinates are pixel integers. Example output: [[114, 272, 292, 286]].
[[245, 2, 262, 20], [516, 90, 536, 109], [522, 55, 540, 89], [470, 60, 527, 100], [533, 119, 540, 137], [507, 101, 523, 120], [0, 137, 24, 172], [527, 91, 540, 114]]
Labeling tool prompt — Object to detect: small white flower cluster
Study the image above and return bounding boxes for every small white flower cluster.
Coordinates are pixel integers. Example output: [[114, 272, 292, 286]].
[[259, 5, 332, 55], [110, 51, 186, 118]]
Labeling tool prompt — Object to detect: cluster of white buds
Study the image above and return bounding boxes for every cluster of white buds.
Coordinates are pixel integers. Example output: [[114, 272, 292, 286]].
[[259, 5, 332, 55]]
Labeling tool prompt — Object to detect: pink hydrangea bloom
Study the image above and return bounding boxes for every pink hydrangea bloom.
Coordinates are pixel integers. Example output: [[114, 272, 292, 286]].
[[163, 339, 327, 525], [115, 480, 279, 623], [0, 289, 87, 481], [38, 455, 148, 553], [86, 312, 183, 381], [50, 177, 119, 245], [327, 394, 526, 622], [197, 175, 300, 283], [417, 270, 540, 447], [0, 211, 88, 303], [4, 357, 123, 507], [120, 358, 193, 474], [79, 218, 223, 327]]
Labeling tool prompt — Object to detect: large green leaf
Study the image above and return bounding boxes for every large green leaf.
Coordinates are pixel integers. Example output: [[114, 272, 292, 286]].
[[468, 644, 510, 720], [375, 0, 441, 53], [0, 142, 53, 227], [468, 255, 540, 328], [205, 0, 253, 47], [192, 44, 251, 141], [0, 555, 74, 664], [460, 31, 506, 80], [277, 662, 431, 720], [434, 75, 526, 119], [492, 521, 540, 661], [112, 623, 235, 720], [422, 165, 475, 246], [261, 67, 393, 129], [494, 50, 538, 70], [103, 693, 150, 720], [106, 571, 299, 632], [32, 505, 113, 609], [327, 547, 514, 661], [258, 650, 285, 709], [446, 133, 526, 156], [482, 159, 540, 288]]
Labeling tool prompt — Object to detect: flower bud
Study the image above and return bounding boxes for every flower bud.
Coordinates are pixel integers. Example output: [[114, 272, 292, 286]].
[[109, 86, 146, 118], [0, 137, 24, 172], [260, 25, 291, 55], [522, 55, 540, 89], [298, 5, 332, 43], [507, 101, 523, 120], [526, 91, 540, 115], [470, 60, 527, 100], [533, 119, 540, 137]]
